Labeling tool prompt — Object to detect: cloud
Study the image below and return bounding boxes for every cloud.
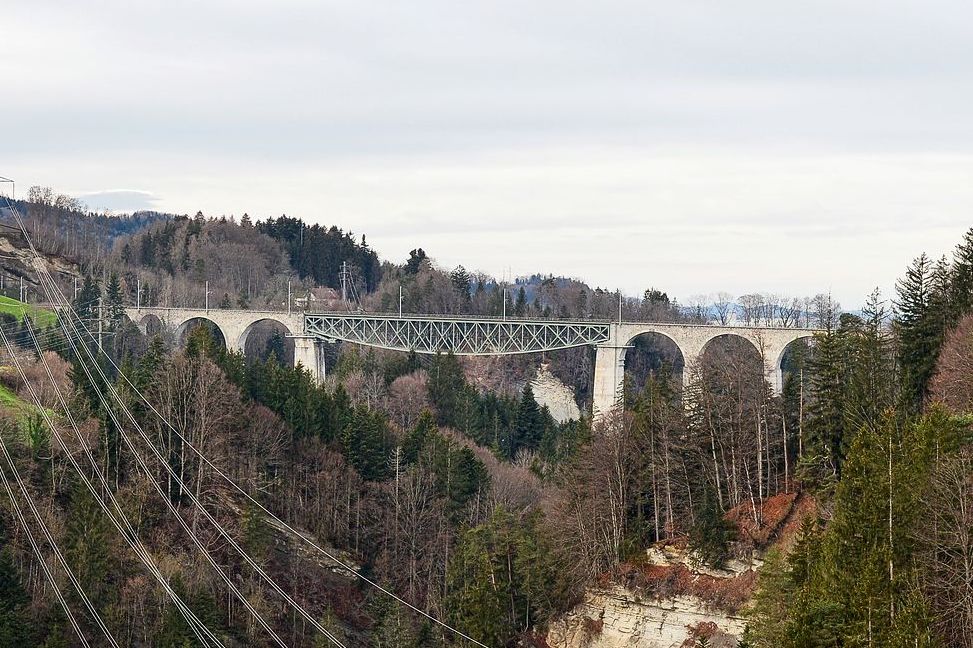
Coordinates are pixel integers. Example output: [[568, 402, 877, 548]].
[[4, 0, 973, 308], [74, 190, 160, 213]]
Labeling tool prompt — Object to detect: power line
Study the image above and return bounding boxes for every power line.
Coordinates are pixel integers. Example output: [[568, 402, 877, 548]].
[[24, 315, 296, 648], [0, 427, 120, 647], [0, 264, 224, 646], [1, 192, 488, 648], [31, 274, 347, 648], [0, 444, 91, 647], [0, 321, 224, 646]]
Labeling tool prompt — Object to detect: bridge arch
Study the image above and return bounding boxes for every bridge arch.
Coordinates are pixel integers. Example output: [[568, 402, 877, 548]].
[[238, 317, 297, 365], [620, 330, 686, 396], [174, 316, 228, 349], [135, 312, 165, 337], [697, 331, 764, 366]]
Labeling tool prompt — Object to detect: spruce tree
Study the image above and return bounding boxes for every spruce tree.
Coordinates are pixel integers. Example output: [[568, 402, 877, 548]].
[[896, 254, 940, 411], [513, 384, 544, 458], [688, 482, 736, 568], [427, 352, 466, 429], [74, 274, 101, 321], [514, 286, 528, 316], [803, 322, 853, 484], [104, 272, 123, 323], [0, 547, 30, 646], [950, 226, 973, 319]]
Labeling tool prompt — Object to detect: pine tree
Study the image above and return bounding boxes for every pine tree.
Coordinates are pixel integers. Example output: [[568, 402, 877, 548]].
[[513, 384, 544, 459], [104, 272, 123, 323], [896, 254, 940, 411], [427, 352, 467, 429], [136, 334, 166, 389], [450, 266, 472, 308], [950, 227, 973, 319], [802, 323, 853, 485], [688, 482, 736, 568], [74, 274, 101, 321], [514, 286, 528, 316], [845, 289, 897, 434], [64, 486, 115, 605], [0, 547, 30, 646]]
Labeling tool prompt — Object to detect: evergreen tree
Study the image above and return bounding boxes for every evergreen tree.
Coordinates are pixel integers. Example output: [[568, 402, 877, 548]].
[[405, 248, 427, 275], [0, 547, 30, 647], [514, 286, 528, 316], [950, 226, 973, 319], [218, 292, 232, 309], [341, 408, 392, 481], [802, 321, 853, 484], [896, 254, 941, 411], [845, 289, 897, 434], [688, 482, 736, 568], [450, 266, 472, 308], [74, 274, 101, 322], [512, 384, 544, 458], [136, 334, 166, 389], [104, 272, 124, 323], [427, 352, 467, 429], [64, 486, 115, 605]]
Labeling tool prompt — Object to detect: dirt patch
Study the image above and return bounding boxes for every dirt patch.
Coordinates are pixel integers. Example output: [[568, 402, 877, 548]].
[[615, 562, 757, 614], [726, 491, 817, 551]]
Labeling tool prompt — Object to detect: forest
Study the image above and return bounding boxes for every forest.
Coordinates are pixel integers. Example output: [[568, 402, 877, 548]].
[[0, 189, 971, 646]]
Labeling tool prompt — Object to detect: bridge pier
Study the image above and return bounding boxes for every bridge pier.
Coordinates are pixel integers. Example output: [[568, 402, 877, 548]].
[[592, 343, 626, 419], [293, 336, 324, 384]]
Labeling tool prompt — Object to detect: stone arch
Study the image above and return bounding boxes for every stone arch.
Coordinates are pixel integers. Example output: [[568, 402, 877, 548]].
[[137, 313, 165, 337], [698, 331, 764, 364], [238, 317, 297, 366], [694, 332, 768, 393], [174, 316, 227, 349], [621, 330, 687, 393], [773, 334, 815, 372], [772, 334, 816, 393]]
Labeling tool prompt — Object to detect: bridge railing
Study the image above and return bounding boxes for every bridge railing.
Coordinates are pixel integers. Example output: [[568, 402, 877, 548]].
[[124, 305, 823, 333]]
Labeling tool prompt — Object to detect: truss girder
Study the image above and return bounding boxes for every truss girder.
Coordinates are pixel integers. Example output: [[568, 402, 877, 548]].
[[303, 314, 612, 355]]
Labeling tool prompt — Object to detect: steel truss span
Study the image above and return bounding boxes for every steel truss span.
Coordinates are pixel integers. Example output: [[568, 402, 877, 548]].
[[303, 313, 612, 355]]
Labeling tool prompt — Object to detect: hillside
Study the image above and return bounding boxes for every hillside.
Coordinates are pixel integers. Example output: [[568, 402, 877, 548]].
[[0, 193, 970, 646]]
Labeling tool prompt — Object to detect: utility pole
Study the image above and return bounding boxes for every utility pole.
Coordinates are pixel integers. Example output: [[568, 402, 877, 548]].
[[287, 280, 292, 315], [97, 297, 103, 354], [205, 280, 210, 312], [19, 276, 24, 303], [136, 278, 141, 310], [502, 286, 507, 320], [618, 292, 623, 323], [398, 285, 403, 317], [74, 277, 79, 300], [340, 261, 348, 302]]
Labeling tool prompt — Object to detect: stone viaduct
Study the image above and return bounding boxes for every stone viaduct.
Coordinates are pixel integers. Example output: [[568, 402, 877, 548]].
[[127, 307, 324, 382], [125, 307, 820, 418]]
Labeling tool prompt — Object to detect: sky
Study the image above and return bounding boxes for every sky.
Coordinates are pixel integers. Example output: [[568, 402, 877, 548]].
[[4, 0, 973, 308]]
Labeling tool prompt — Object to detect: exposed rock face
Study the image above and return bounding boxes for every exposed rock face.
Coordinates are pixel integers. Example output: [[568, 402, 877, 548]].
[[530, 363, 581, 423], [546, 586, 745, 648]]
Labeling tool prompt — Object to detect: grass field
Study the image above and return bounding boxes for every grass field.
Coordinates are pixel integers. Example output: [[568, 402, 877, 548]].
[[0, 295, 57, 327], [0, 382, 21, 410]]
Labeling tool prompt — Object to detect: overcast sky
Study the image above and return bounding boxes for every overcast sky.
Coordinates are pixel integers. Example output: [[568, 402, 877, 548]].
[[5, 0, 973, 307]]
